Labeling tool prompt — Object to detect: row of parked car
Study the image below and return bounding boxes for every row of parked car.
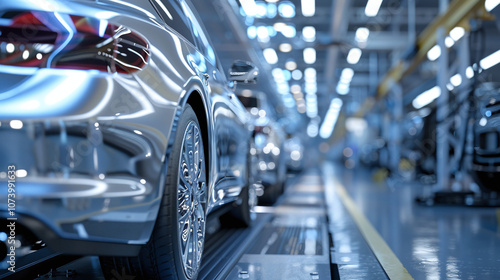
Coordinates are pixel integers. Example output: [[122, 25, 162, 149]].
[[0, 0, 303, 279]]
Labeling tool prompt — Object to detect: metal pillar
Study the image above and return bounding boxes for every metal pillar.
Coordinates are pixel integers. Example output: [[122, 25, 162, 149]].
[[369, 52, 378, 94], [439, 0, 448, 14], [408, 0, 416, 44], [436, 27, 450, 192], [389, 85, 403, 173]]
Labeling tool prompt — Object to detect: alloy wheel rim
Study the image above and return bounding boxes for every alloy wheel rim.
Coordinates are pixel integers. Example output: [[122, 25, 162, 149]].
[[177, 121, 206, 279]]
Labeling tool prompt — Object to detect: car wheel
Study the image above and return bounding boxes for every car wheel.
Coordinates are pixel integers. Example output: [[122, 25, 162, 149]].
[[100, 104, 207, 280], [259, 160, 286, 205]]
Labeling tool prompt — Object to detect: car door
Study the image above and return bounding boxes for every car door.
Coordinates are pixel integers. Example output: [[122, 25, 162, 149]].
[[180, 0, 250, 196]]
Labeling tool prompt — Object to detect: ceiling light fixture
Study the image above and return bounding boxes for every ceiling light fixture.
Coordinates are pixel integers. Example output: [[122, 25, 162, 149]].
[[355, 27, 369, 42], [263, 48, 278, 64], [365, 0, 383, 17], [303, 48, 316, 64], [412, 86, 441, 109], [427, 45, 441, 61], [279, 43, 293, 53], [480, 49, 500, 70], [240, 0, 257, 17], [346, 48, 362, 64], [301, 0, 315, 17], [302, 26, 316, 42], [285, 60, 297, 70]]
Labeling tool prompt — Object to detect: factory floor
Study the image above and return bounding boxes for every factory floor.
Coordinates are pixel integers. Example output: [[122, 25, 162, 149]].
[[11, 163, 500, 279], [323, 162, 500, 280]]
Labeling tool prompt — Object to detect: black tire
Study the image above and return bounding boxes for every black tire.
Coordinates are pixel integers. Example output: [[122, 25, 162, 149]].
[[259, 180, 283, 205], [100, 105, 207, 280], [259, 155, 286, 205], [220, 146, 257, 227]]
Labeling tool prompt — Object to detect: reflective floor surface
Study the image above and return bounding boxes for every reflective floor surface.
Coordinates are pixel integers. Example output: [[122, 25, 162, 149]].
[[14, 162, 500, 279], [324, 162, 500, 280]]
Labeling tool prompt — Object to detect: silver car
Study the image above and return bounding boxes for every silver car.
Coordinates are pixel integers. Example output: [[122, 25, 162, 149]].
[[236, 90, 287, 204], [0, 0, 256, 279]]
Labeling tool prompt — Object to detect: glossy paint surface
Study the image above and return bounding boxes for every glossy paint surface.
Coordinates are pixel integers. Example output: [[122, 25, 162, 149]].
[[0, 0, 250, 253]]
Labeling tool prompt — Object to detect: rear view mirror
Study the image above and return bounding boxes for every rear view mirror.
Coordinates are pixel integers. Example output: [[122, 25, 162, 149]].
[[229, 60, 259, 83]]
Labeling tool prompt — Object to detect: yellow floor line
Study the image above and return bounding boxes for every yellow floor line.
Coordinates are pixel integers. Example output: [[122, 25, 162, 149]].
[[330, 174, 414, 280]]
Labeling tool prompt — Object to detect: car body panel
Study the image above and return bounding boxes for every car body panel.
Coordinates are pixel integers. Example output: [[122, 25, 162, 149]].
[[0, 0, 250, 255]]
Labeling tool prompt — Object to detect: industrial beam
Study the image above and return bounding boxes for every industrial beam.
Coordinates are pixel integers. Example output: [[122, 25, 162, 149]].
[[356, 0, 493, 117], [379, 0, 491, 97]]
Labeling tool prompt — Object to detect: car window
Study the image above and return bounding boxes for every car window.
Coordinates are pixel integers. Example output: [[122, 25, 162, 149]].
[[238, 96, 259, 108], [179, 0, 216, 66], [180, 0, 228, 79], [150, 0, 196, 46]]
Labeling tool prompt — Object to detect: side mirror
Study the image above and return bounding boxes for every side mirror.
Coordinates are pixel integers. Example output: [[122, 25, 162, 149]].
[[229, 60, 259, 84]]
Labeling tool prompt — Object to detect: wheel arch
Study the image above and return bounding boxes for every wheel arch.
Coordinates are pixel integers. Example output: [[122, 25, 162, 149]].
[[185, 90, 210, 182]]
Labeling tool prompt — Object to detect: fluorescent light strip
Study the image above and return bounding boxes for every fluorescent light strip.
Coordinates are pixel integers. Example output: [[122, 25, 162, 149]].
[[263, 48, 278, 64], [365, 0, 383, 17], [302, 26, 316, 42], [320, 98, 343, 139], [303, 48, 316, 64], [480, 50, 500, 70], [301, 0, 315, 17], [450, 74, 462, 87], [347, 48, 362, 64], [355, 27, 370, 42], [240, 0, 257, 17], [427, 45, 441, 61], [412, 86, 441, 109], [485, 0, 500, 12]]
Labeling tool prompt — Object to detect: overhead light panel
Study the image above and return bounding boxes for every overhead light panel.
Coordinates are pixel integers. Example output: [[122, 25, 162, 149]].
[[337, 68, 354, 95], [480, 50, 500, 70], [302, 26, 316, 42], [273, 22, 286, 32], [427, 45, 441, 61], [341, 68, 354, 81], [301, 0, 315, 17], [365, 0, 383, 17], [263, 48, 278, 64], [255, 2, 267, 18], [283, 69, 292, 81], [355, 27, 369, 42], [346, 117, 368, 134], [445, 36, 455, 48], [347, 48, 362, 64], [292, 69, 303, 80], [303, 48, 316, 64], [266, 3, 277, 18], [304, 67, 316, 78], [285, 60, 297, 70], [278, 2, 296, 18], [412, 86, 441, 109], [281, 25, 296, 38], [466, 66, 474, 78], [257, 26, 270, 42], [450, 74, 462, 87], [247, 26, 257, 39], [240, 0, 257, 17], [291, 84, 301, 93], [485, 0, 500, 11], [279, 43, 293, 52], [336, 83, 349, 95], [449, 27, 465, 41], [319, 98, 343, 139]]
